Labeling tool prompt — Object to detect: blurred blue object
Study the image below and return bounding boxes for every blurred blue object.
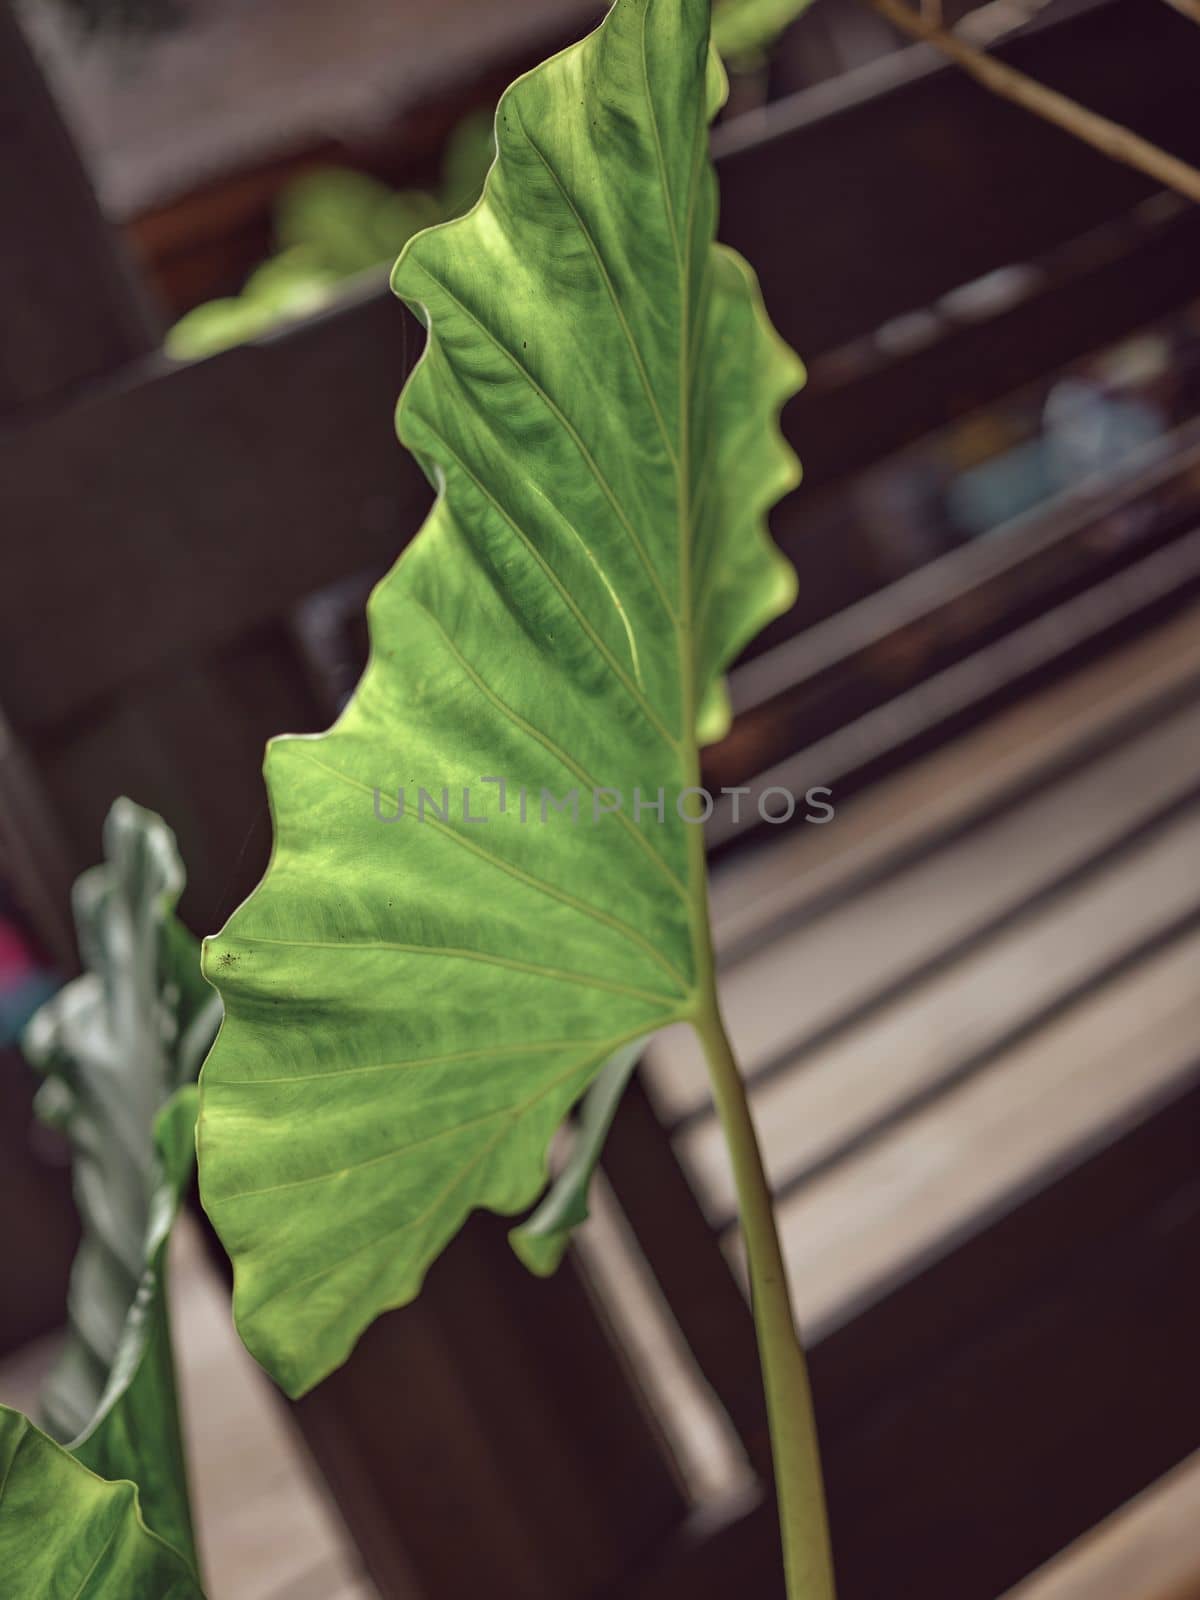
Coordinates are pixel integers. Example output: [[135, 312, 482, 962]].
[[946, 380, 1166, 539], [0, 909, 60, 1045]]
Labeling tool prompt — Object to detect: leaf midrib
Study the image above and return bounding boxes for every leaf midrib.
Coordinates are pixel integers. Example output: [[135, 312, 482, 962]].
[[669, 26, 716, 1022]]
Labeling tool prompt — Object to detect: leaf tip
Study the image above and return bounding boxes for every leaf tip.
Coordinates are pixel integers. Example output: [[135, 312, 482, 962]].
[[508, 1221, 570, 1278]]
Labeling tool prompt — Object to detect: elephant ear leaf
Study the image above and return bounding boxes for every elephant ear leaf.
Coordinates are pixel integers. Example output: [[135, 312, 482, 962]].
[[198, 0, 802, 1399], [17, 799, 219, 1575], [0, 1408, 202, 1599]]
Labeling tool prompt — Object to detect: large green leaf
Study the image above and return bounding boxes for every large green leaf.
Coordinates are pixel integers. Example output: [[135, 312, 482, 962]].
[[198, 0, 801, 1398], [0, 1407, 202, 1599], [20, 800, 219, 1571]]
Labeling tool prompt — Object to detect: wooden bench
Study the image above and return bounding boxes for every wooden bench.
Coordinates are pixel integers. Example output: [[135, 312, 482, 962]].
[[3, 0, 1199, 1593]]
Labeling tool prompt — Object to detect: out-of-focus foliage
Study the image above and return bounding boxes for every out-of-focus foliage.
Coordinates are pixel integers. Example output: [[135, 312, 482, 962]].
[[166, 114, 495, 361], [6, 801, 219, 1585], [712, 0, 820, 69]]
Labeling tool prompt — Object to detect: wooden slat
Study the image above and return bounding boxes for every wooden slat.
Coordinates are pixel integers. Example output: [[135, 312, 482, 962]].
[[730, 759, 1197, 1097], [695, 807, 1200, 1221], [0, 287, 423, 739], [1003, 1453, 1200, 1600], [654, 685, 1200, 1119], [40, 0, 596, 223], [776, 907, 1200, 1320], [166, 1222, 377, 1600], [768, 908, 1199, 1322], [615, 610, 1200, 1596], [293, 1214, 688, 1600], [31, 625, 331, 931], [569, 1169, 754, 1504], [714, 0, 1200, 361], [0, 0, 158, 416], [621, 1077, 1200, 1600], [707, 599, 1200, 962], [713, 427, 1200, 797], [793, 198, 1200, 493], [809, 1072, 1200, 1598], [122, 13, 593, 317], [601, 1077, 771, 1475]]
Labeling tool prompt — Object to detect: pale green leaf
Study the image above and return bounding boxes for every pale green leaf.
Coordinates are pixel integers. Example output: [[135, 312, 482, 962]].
[[198, 0, 801, 1398], [21, 800, 219, 1569]]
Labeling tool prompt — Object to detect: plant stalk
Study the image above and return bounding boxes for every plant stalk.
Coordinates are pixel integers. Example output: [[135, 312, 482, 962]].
[[694, 992, 835, 1600], [867, 0, 1200, 205]]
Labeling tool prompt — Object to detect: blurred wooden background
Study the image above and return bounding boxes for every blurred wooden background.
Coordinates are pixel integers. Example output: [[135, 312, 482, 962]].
[[2, 0, 1199, 1594]]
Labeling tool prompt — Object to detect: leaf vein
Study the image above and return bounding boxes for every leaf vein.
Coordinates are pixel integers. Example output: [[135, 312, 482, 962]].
[[411, 599, 690, 906], [236, 1031, 654, 1327], [213, 1038, 603, 1087], [230, 923, 674, 1008], [640, 0, 681, 267], [217, 1102, 527, 1202], [0, 1419, 29, 1512], [421, 422, 682, 750], [295, 741, 689, 960], [410, 255, 679, 624], [512, 103, 678, 467], [70, 1515, 123, 1600]]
